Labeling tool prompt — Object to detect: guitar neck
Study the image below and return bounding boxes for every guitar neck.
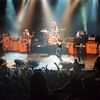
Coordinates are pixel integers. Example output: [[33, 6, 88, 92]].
[[75, 45, 85, 47]]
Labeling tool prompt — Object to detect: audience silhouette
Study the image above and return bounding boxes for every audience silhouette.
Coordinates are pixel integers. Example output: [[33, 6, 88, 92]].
[[73, 59, 81, 76], [28, 71, 61, 100], [93, 56, 100, 75], [0, 57, 100, 100]]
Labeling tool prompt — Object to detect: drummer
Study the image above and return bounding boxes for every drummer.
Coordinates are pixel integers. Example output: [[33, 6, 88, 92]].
[[50, 21, 58, 34]]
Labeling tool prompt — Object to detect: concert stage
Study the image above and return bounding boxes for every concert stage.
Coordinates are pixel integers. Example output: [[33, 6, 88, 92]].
[[1, 52, 98, 70]]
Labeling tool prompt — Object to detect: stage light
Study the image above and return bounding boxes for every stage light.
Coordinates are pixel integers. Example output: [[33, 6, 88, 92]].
[[89, 0, 99, 21], [88, 0, 99, 35], [80, 0, 88, 33], [22, 0, 36, 29], [18, 0, 26, 13], [5, 0, 16, 34], [54, 0, 68, 23], [25, 0, 29, 4], [41, 0, 55, 29], [62, 0, 80, 34], [16, 0, 30, 32], [81, 0, 99, 34]]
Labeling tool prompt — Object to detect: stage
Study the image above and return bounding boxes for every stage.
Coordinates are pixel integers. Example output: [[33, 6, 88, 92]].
[[1, 52, 98, 70], [1, 31, 99, 70]]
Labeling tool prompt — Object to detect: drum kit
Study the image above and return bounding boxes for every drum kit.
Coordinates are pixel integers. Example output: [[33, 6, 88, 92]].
[[41, 28, 66, 34], [40, 28, 66, 45], [2, 27, 65, 50]]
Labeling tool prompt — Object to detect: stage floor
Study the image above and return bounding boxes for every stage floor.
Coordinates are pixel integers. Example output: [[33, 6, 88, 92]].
[[1, 52, 99, 70]]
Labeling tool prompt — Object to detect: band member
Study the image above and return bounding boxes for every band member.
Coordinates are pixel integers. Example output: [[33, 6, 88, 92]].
[[22, 28, 32, 54], [56, 38, 63, 61], [74, 31, 84, 62], [50, 21, 58, 34], [22, 28, 30, 38]]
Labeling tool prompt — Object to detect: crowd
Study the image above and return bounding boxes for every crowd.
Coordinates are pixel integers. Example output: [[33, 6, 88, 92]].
[[0, 57, 100, 100]]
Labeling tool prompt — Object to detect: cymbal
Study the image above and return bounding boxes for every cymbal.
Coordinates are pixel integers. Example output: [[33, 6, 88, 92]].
[[58, 28, 66, 31], [41, 29, 48, 33]]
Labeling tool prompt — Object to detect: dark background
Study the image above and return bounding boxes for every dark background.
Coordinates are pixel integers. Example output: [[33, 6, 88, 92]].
[[0, 0, 100, 37]]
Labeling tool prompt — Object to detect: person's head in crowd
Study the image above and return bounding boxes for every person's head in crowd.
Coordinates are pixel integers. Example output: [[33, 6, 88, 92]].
[[96, 56, 100, 62], [0, 58, 7, 66], [74, 58, 79, 63]]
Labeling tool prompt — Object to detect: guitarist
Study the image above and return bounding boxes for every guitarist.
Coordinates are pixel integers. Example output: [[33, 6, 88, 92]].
[[22, 28, 33, 54], [56, 38, 63, 61], [52, 37, 69, 61], [74, 31, 85, 62]]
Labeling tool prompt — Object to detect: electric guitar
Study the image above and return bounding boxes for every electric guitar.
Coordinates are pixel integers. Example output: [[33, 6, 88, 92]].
[[75, 43, 85, 48]]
